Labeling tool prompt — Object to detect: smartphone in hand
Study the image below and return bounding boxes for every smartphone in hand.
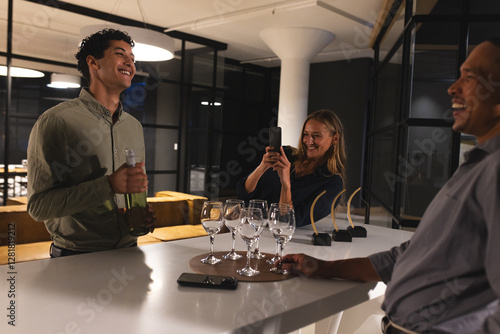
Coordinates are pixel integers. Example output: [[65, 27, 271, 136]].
[[269, 127, 282, 153]]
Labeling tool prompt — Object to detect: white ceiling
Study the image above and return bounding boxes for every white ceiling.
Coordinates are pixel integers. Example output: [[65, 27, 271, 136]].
[[0, 0, 402, 71]]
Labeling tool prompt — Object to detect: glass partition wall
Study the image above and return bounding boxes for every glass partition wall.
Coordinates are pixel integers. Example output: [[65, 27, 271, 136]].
[[365, 0, 500, 228], [0, 1, 277, 204]]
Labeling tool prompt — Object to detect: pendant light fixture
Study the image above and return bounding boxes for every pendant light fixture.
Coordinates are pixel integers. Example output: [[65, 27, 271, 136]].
[[80, 1, 174, 62], [80, 24, 174, 62], [0, 65, 44, 78], [47, 73, 81, 89], [119, 25, 175, 62]]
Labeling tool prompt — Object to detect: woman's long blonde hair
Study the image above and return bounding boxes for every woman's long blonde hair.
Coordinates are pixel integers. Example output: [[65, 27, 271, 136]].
[[294, 109, 347, 178]]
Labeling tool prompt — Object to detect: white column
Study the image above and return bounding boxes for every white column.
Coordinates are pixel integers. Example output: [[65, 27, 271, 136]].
[[260, 27, 334, 146]]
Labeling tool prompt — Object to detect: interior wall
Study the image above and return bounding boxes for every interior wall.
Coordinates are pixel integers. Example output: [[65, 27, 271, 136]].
[[308, 58, 372, 206]]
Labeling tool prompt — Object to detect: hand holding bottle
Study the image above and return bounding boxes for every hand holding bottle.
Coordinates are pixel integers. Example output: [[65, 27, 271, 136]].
[[122, 149, 151, 236], [108, 162, 148, 194]]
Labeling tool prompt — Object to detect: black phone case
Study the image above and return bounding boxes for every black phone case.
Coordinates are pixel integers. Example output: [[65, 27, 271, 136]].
[[269, 127, 282, 152], [177, 273, 238, 290]]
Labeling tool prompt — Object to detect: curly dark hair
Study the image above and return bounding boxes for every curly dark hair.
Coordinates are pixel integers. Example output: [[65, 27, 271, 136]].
[[75, 28, 134, 84]]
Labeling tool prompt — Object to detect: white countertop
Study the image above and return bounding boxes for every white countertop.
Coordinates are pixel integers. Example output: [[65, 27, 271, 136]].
[[1, 219, 412, 334]]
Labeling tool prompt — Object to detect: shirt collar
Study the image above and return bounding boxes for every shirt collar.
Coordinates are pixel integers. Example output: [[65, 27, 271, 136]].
[[463, 134, 500, 163], [477, 133, 500, 153], [78, 88, 124, 122]]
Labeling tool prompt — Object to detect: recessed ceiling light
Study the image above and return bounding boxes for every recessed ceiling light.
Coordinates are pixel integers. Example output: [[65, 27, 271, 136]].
[[201, 101, 222, 106]]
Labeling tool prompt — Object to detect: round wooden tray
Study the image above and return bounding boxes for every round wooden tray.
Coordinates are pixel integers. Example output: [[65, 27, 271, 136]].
[[189, 251, 295, 282]]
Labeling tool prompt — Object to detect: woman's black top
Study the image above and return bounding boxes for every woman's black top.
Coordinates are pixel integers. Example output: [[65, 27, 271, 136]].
[[237, 146, 343, 227]]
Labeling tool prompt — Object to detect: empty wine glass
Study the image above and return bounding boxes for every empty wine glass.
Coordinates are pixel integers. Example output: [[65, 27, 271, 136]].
[[237, 207, 265, 277], [267, 203, 292, 265], [200, 201, 224, 265], [269, 205, 296, 275], [248, 199, 268, 259], [222, 199, 244, 260]]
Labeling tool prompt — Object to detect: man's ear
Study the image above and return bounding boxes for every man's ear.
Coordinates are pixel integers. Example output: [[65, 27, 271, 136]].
[[86, 55, 98, 70]]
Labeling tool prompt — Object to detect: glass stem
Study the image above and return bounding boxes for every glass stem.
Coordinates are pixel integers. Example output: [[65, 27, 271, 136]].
[[246, 243, 252, 268], [209, 234, 215, 256], [274, 240, 279, 257], [254, 237, 260, 252], [277, 241, 284, 269], [231, 230, 236, 252]]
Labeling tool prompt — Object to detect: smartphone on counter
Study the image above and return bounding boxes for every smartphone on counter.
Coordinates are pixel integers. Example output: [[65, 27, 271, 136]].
[[177, 273, 238, 290], [269, 127, 282, 153]]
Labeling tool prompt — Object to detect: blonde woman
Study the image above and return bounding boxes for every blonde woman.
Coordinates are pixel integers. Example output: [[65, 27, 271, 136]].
[[237, 109, 346, 227]]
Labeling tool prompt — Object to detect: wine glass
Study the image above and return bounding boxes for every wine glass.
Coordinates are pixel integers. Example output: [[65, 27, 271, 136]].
[[237, 207, 265, 277], [248, 199, 268, 259], [200, 201, 224, 265], [222, 199, 244, 260], [269, 205, 296, 275], [266, 203, 292, 265]]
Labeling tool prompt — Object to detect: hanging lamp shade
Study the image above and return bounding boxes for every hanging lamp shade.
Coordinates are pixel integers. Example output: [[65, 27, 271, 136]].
[[80, 25, 175, 62], [47, 73, 81, 89], [0, 65, 44, 78]]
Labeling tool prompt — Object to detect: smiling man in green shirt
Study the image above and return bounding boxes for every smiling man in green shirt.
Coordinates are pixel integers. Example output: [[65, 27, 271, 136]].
[[27, 29, 154, 256]]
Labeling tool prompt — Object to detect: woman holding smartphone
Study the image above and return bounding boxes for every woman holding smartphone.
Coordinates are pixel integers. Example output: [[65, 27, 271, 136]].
[[237, 109, 346, 227]]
